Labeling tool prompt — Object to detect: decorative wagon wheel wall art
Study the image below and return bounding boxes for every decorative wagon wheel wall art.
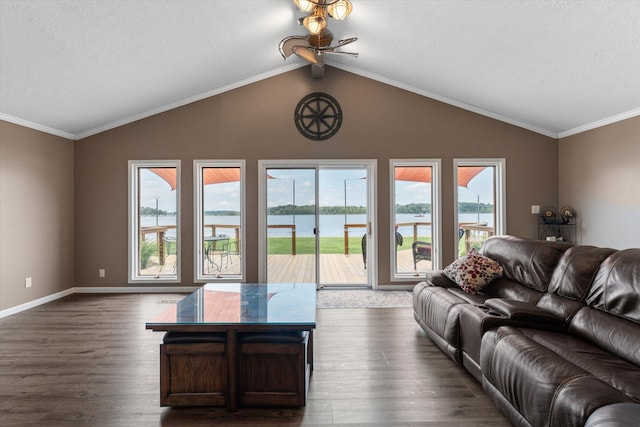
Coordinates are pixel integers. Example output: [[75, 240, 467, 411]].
[[294, 92, 342, 140]]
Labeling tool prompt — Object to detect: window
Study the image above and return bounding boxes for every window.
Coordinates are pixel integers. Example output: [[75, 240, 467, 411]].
[[390, 159, 441, 279], [454, 159, 506, 258], [194, 160, 245, 281], [128, 160, 180, 283]]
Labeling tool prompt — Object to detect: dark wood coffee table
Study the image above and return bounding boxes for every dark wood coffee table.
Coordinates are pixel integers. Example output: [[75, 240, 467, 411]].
[[146, 283, 316, 410]]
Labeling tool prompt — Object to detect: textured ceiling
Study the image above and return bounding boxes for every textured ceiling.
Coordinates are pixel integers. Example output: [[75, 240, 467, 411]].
[[1, 0, 639, 140]]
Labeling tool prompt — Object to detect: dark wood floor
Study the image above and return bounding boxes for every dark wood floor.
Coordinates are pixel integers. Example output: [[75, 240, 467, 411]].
[[0, 294, 510, 426]]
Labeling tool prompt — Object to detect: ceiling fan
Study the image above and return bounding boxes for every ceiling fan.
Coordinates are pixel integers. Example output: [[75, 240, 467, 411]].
[[279, 0, 358, 78]]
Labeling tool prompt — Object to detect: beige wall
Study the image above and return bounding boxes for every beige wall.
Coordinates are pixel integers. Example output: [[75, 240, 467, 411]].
[[73, 67, 558, 288], [0, 121, 74, 310], [559, 116, 640, 249]]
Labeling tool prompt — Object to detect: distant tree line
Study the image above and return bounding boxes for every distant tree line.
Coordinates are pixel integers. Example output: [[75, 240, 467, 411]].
[[459, 202, 494, 213], [142, 203, 493, 216], [268, 202, 493, 215], [268, 205, 366, 215], [396, 203, 431, 214], [204, 210, 240, 216], [140, 206, 173, 216]]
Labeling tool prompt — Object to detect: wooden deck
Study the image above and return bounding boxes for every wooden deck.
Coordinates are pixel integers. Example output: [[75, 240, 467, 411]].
[[143, 250, 432, 284], [267, 250, 431, 284]]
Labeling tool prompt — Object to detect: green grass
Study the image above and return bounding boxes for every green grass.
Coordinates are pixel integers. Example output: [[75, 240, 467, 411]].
[[268, 236, 434, 255], [268, 237, 362, 255]]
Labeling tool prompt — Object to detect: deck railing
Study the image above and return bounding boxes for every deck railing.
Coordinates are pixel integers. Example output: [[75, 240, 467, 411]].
[[343, 223, 367, 255], [459, 223, 495, 254], [140, 225, 176, 265], [267, 224, 296, 255]]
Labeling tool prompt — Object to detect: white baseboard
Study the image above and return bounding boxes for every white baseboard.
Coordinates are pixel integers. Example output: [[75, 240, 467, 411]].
[[0, 288, 74, 319], [0, 286, 197, 319], [72, 286, 199, 294]]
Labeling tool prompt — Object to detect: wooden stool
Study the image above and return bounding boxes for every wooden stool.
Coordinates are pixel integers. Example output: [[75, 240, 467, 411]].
[[237, 331, 311, 407], [160, 332, 227, 407]]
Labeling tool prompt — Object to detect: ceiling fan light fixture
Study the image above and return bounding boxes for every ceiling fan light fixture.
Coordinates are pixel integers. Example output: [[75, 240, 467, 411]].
[[281, 0, 358, 75], [303, 14, 326, 35], [293, 0, 317, 13], [327, 0, 352, 20]]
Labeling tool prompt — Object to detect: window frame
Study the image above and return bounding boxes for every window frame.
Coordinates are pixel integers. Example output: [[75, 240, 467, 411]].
[[194, 160, 246, 282], [128, 159, 181, 284], [389, 159, 442, 280], [453, 158, 506, 258]]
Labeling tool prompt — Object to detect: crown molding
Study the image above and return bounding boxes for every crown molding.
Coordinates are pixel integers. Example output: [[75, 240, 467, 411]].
[[557, 107, 640, 138], [0, 113, 75, 140]]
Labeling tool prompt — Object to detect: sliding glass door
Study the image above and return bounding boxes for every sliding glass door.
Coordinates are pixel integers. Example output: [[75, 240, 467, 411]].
[[265, 168, 318, 284], [259, 160, 376, 288], [318, 167, 369, 286]]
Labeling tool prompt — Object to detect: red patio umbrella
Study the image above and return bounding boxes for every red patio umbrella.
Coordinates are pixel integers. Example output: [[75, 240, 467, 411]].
[[148, 167, 241, 191], [394, 166, 486, 187]]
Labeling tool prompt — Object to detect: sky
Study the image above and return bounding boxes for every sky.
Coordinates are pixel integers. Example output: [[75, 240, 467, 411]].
[[141, 167, 494, 212]]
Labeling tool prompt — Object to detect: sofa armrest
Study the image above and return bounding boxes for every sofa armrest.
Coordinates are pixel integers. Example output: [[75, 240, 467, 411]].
[[425, 271, 459, 289], [484, 298, 564, 326], [585, 403, 640, 427]]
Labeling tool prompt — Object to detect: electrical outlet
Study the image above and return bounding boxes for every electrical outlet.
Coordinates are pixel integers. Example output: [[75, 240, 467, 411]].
[[99, 269, 106, 278], [531, 205, 540, 215], [25, 277, 32, 288]]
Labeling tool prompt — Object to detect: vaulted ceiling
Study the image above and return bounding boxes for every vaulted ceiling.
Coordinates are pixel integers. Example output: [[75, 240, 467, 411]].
[[1, 0, 639, 140]]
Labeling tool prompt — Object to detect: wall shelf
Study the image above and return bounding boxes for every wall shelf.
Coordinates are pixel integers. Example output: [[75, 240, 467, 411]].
[[538, 218, 576, 244]]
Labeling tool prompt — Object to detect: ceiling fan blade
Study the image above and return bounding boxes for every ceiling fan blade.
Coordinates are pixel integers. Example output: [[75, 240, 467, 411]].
[[279, 36, 311, 59], [292, 46, 323, 65], [323, 50, 359, 58], [337, 37, 357, 47]]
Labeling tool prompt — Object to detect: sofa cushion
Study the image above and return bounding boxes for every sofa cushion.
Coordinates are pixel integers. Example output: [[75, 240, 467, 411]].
[[518, 328, 640, 401], [569, 306, 640, 368], [480, 235, 572, 292], [536, 245, 616, 321], [586, 249, 640, 323], [482, 277, 546, 303], [481, 326, 588, 427], [585, 403, 640, 427], [443, 250, 503, 294], [547, 246, 617, 300], [481, 326, 634, 427]]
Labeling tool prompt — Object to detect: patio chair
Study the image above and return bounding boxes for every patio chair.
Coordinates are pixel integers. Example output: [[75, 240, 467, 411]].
[[205, 234, 230, 272], [412, 241, 432, 269], [412, 228, 465, 269], [362, 234, 367, 269], [163, 236, 177, 272], [362, 231, 403, 270]]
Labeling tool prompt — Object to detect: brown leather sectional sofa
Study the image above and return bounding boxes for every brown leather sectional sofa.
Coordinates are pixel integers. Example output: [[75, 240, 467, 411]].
[[413, 235, 640, 426]]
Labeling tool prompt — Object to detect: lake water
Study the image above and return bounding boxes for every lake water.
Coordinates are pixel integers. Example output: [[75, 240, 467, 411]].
[[142, 213, 494, 238]]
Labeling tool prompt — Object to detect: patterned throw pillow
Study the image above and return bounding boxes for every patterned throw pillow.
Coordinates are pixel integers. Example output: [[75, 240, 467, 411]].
[[443, 249, 504, 294]]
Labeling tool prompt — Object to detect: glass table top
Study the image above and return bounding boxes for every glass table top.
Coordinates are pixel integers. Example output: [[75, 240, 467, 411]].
[[147, 283, 316, 327]]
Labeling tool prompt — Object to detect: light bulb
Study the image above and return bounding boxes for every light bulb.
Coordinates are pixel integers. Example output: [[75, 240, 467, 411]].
[[294, 0, 316, 13], [327, 0, 352, 20], [303, 15, 326, 35]]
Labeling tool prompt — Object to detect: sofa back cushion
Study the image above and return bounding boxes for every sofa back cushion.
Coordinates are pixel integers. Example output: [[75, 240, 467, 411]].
[[537, 246, 617, 321], [569, 249, 640, 367], [586, 249, 640, 322], [569, 307, 640, 367], [480, 235, 572, 292], [548, 246, 617, 299], [482, 277, 545, 303]]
